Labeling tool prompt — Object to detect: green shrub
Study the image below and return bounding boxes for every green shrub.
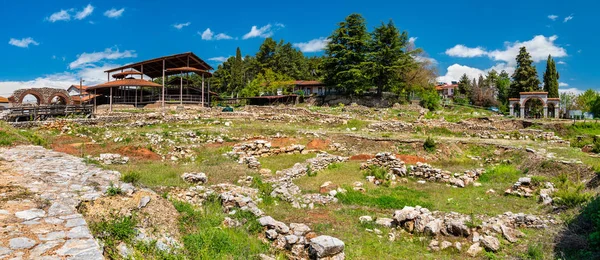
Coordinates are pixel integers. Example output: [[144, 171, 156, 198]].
[[121, 172, 141, 184], [530, 176, 550, 187], [363, 166, 388, 180], [553, 182, 592, 208], [479, 164, 521, 184], [525, 243, 544, 260], [584, 197, 600, 248], [90, 216, 137, 241], [106, 183, 122, 196], [423, 136, 436, 153], [419, 91, 441, 111], [0, 130, 18, 146], [306, 165, 317, 177], [465, 213, 482, 228]]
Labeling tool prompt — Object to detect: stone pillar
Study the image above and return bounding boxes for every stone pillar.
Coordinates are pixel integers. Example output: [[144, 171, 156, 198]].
[[543, 106, 548, 118], [520, 107, 525, 118], [555, 106, 560, 119]]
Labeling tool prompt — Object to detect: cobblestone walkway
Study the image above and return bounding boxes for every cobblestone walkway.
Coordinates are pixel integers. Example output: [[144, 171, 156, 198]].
[[0, 146, 121, 259]]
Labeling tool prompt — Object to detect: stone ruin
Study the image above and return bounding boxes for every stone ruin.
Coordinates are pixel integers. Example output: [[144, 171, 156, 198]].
[[226, 140, 308, 169], [504, 177, 556, 205], [361, 205, 556, 256], [408, 163, 484, 188], [360, 152, 484, 188]]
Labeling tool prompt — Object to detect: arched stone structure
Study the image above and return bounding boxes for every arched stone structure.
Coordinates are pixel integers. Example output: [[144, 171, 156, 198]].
[[509, 92, 560, 119], [9, 88, 73, 106]]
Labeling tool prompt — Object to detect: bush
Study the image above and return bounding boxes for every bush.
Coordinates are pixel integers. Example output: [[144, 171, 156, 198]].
[[423, 136, 436, 153], [106, 183, 122, 196], [553, 183, 592, 208], [364, 166, 388, 180], [419, 91, 441, 111], [306, 165, 317, 177], [584, 197, 600, 248], [121, 172, 141, 184]]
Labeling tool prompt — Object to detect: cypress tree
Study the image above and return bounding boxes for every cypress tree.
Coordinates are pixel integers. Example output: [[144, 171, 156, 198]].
[[324, 13, 370, 94], [457, 74, 471, 97], [510, 47, 540, 97], [543, 55, 560, 98]]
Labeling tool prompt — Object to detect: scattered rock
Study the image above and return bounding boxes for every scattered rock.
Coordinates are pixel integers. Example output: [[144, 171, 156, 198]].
[[309, 235, 345, 258], [181, 172, 207, 184], [481, 236, 500, 252], [467, 243, 483, 257]]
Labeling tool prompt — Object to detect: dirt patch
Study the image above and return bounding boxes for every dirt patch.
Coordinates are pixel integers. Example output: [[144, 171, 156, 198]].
[[306, 139, 331, 150], [205, 141, 236, 148], [270, 137, 297, 148], [350, 154, 375, 161], [117, 146, 161, 161], [80, 190, 181, 240], [51, 135, 98, 156], [395, 154, 427, 164]]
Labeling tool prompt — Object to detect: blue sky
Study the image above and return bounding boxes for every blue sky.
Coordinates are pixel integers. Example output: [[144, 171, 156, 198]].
[[1, 0, 597, 96]]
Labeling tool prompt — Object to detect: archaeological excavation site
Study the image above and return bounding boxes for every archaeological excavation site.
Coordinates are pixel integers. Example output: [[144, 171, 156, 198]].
[[0, 103, 599, 260]]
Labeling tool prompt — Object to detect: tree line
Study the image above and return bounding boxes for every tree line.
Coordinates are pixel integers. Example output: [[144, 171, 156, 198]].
[[208, 13, 436, 99]]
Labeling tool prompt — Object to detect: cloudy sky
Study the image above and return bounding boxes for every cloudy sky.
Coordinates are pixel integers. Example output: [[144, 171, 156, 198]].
[[0, 0, 596, 97]]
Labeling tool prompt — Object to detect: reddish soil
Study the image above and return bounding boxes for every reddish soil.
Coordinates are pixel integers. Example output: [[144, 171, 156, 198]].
[[270, 137, 297, 148], [117, 146, 161, 161], [349, 154, 375, 161], [51, 136, 100, 156], [306, 139, 330, 150], [395, 154, 427, 164]]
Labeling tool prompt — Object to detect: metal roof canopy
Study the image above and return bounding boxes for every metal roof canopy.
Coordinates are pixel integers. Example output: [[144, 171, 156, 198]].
[[104, 52, 213, 79]]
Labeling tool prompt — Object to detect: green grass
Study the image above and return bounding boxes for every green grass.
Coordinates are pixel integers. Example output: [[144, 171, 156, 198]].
[[89, 216, 138, 258], [295, 161, 365, 193], [258, 153, 315, 172], [337, 186, 432, 209], [173, 196, 270, 259], [478, 164, 522, 184]]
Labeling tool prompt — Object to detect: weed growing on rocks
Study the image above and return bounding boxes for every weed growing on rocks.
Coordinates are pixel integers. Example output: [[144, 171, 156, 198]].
[[106, 183, 122, 196], [423, 136, 436, 153]]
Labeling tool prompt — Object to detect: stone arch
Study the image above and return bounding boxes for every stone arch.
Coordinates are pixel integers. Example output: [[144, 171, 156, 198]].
[[47, 92, 71, 105], [14, 89, 44, 105], [521, 96, 545, 107]]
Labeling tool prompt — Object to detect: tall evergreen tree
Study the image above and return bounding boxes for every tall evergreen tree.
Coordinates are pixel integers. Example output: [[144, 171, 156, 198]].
[[230, 47, 245, 93], [457, 74, 471, 97], [510, 47, 540, 97], [367, 20, 411, 96], [496, 70, 511, 109], [543, 55, 560, 98], [323, 13, 370, 94]]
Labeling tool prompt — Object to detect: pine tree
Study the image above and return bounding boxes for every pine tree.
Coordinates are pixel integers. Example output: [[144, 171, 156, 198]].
[[510, 47, 540, 97], [230, 47, 245, 93], [497, 70, 511, 109], [323, 13, 370, 94], [543, 55, 560, 98], [457, 74, 471, 96], [367, 20, 411, 96]]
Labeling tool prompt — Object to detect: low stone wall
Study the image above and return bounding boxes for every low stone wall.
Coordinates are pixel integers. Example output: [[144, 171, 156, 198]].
[[408, 163, 484, 188]]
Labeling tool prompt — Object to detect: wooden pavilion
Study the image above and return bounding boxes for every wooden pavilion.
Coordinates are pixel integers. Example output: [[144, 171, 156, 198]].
[[91, 52, 213, 111]]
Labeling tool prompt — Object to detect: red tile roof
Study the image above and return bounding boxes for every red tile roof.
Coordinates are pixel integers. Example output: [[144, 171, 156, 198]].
[[294, 80, 325, 86]]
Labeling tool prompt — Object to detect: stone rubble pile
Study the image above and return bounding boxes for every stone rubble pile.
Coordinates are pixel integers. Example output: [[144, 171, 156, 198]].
[[504, 177, 557, 205], [267, 153, 348, 208], [472, 130, 569, 145], [361, 205, 556, 257], [181, 172, 207, 184], [360, 152, 407, 176], [367, 121, 414, 132], [94, 153, 129, 165], [225, 140, 309, 170], [408, 162, 484, 188]]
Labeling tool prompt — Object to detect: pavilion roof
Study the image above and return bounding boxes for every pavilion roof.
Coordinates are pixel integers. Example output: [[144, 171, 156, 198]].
[[89, 78, 162, 90], [104, 52, 213, 79]]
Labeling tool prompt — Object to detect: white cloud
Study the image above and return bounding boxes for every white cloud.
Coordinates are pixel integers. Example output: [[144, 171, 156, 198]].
[[559, 82, 569, 87], [445, 45, 487, 58], [293, 37, 330, 53], [200, 28, 213, 40], [173, 22, 191, 30], [8, 37, 39, 48], [409, 37, 418, 44], [559, 87, 583, 95], [446, 35, 567, 66], [215, 33, 233, 40], [436, 63, 515, 84], [413, 55, 438, 65], [548, 15, 558, 21], [242, 23, 284, 40], [75, 4, 94, 20], [563, 15, 573, 23], [47, 10, 71, 22], [104, 8, 125, 18], [200, 28, 233, 40], [208, 56, 230, 63], [69, 48, 136, 69], [557, 60, 566, 65]]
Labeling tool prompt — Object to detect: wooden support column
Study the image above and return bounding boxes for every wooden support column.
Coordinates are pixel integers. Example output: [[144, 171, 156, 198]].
[[109, 87, 113, 112], [94, 89, 97, 114], [201, 74, 205, 107], [180, 72, 183, 105], [162, 59, 165, 108], [208, 78, 211, 107]]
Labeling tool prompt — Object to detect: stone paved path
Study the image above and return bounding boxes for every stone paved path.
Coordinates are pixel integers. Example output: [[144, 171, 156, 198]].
[[0, 145, 121, 259]]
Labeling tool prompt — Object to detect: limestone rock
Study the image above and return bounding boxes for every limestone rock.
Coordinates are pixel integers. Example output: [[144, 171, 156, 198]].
[[467, 243, 482, 257], [309, 235, 345, 258], [138, 196, 151, 209], [9, 237, 36, 249], [359, 216, 373, 223], [481, 236, 500, 252], [181, 172, 207, 184], [375, 217, 395, 228], [440, 241, 453, 250]]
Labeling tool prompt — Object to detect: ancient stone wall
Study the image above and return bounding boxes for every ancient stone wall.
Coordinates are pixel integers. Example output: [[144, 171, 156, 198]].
[[10, 88, 73, 106]]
